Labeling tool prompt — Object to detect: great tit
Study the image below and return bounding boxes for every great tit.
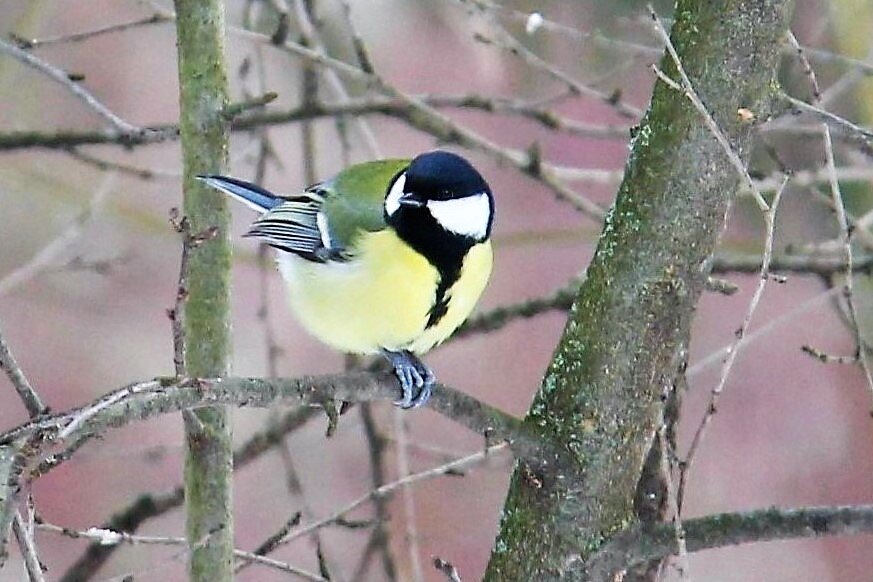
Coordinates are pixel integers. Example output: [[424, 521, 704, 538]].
[[198, 151, 494, 408]]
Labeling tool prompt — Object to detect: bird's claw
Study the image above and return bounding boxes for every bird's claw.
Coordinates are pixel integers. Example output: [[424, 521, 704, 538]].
[[382, 350, 435, 409]]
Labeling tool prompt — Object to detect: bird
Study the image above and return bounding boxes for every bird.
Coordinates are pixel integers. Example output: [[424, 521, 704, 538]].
[[198, 151, 494, 408]]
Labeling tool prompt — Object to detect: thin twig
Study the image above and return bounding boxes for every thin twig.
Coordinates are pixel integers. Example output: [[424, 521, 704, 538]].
[[0, 174, 113, 297], [222, 91, 278, 120], [486, 0, 662, 58], [423, 94, 631, 138], [459, 0, 643, 119], [680, 175, 789, 510], [295, 1, 320, 187], [246, 512, 302, 560], [299, 0, 382, 157], [2, 309, 48, 580], [168, 211, 190, 377], [168, 206, 220, 444], [454, 275, 582, 338], [236, 443, 509, 570], [657, 420, 687, 579], [433, 557, 463, 582], [801, 344, 858, 364], [780, 94, 873, 156], [337, 0, 373, 74], [58, 406, 317, 581], [815, 42, 873, 109], [805, 183, 873, 252], [353, 403, 398, 581], [66, 148, 180, 180], [394, 409, 425, 582], [167, 212, 220, 378], [801, 46, 873, 77], [753, 164, 873, 193], [0, 37, 143, 135], [0, 91, 629, 151], [785, 30, 822, 103], [0, 326, 46, 418], [13, 512, 45, 582], [688, 286, 843, 379], [228, 21, 606, 218], [11, 13, 172, 48], [37, 521, 326, 580], [94, 525, 218, 582], [6, 353, 49, 581], [821, 125, 873, 408]]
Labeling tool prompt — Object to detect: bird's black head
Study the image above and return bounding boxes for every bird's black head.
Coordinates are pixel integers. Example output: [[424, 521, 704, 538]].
[[384, 151, 494, 243]]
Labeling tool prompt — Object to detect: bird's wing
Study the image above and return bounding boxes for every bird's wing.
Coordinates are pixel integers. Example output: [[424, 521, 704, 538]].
[[200, 160, 411, 262], [196, 175, 334, 261], [244, 188, 338, 261]]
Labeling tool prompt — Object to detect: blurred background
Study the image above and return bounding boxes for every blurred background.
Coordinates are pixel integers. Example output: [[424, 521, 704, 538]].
[[1, 0, 872, 580]]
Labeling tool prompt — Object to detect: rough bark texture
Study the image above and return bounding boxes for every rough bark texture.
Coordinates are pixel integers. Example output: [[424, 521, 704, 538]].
[[484, 1, 795, 579], [173, 1, 234, 580], [0, 441, 24, 566]]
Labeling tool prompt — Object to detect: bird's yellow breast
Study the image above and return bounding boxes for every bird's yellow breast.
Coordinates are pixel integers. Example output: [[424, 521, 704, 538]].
[[277, 230, 492, 355]]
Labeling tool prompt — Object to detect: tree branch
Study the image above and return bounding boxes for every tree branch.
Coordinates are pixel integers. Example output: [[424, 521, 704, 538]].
[[821, 124, 873, 404], [0, 37, 143, 135], [11, 13, 172, 48], [58, 405, 317, 581], [586, 504, 873, 579], [238, 443, 509, 572], [38, 520, 326, 580], [172, 1, 234, 579], [0, 371, 554, 558], [0, 326, 45, 418], [0, 93, 627, 151]]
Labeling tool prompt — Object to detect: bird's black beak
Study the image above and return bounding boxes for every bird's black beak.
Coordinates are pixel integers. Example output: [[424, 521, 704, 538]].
[[398, 192, 425, 208]]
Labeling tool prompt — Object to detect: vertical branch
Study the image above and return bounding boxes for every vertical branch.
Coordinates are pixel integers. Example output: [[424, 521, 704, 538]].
[[298, 0, 319, 186], [13, 506, 44, 582], [680, 176, 788, 507], [354, 403, 398, 580], [0, 324, 47, 580], [821, 125, 873, 403], [393, 410, 425, 582], [0, 442, 27, 568], [0, 327, 45, 418], [172, 1, 234, 580]]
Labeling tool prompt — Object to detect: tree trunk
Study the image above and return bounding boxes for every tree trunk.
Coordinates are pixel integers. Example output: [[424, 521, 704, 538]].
[[484, 1, 795, 579]]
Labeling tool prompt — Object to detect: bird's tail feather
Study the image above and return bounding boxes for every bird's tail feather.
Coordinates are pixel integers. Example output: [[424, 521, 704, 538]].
[[196, 175, 283, 213]]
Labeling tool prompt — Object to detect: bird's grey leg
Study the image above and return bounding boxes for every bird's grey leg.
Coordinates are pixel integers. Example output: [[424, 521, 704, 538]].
[[381, 349, 435, 409]]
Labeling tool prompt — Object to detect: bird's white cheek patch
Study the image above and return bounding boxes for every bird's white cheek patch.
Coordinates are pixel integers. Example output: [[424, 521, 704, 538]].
[[384, 173, 407, 217], [427, 192, 491, 239]]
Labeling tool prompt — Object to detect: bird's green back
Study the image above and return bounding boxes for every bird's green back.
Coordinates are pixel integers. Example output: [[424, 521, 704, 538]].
[[321, 159, 410, 249]]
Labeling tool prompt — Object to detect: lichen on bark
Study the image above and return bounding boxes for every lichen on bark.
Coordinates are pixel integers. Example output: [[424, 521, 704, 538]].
[[484, 1, 795, 579], [173, 1, 234, 580]]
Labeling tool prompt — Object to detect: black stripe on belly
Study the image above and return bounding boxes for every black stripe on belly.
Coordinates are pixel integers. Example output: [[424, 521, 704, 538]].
[[426, 263, 461, 328], [389, 207, 473, 329]]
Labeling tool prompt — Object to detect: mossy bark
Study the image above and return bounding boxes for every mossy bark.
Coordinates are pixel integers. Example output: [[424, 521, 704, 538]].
[[173, 1, 233, 580], [484, 1, 794, 579]]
